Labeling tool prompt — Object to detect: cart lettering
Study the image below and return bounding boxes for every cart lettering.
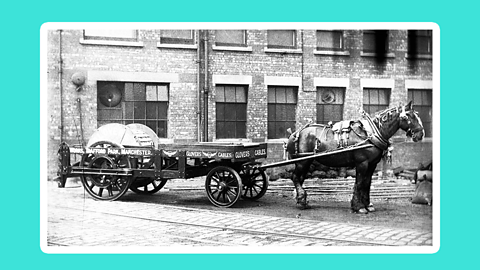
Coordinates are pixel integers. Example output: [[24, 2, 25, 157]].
[[235, 151, 250, 159], [218, 152, 233, 159], [255, 148, 266, 156]]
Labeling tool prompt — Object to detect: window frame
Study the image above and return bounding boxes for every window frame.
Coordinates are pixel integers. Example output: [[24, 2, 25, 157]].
[[159, 30, 195, 45], [97, 81, 169, 138], [214, 30, 247, 47], [316, 30, 344, 51], [267, 86, 298, 139], [408, 88, 432, 137], [267, 30, 297, 49], [316, 87, 345, 125], [83, 29, 138, 42], [215, 85, 248, 139], [362, 87, 391, 116], [362, 30, 389, 54], [407, 30, 433, 58]]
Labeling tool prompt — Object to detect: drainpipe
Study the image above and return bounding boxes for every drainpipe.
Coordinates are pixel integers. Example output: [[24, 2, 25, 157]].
[[203, 30, 209, 142], [58, 30, 64, 142], [197, 30, 202, 142]]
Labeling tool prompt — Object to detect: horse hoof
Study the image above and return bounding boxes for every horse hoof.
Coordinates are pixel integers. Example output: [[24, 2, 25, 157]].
[[367, 205, 376, 212], [356, 208, 369, 214], [297, 203, 311, 210]]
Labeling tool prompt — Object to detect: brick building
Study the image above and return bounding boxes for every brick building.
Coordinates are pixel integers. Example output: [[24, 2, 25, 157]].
[[46, 28, 434, 179]]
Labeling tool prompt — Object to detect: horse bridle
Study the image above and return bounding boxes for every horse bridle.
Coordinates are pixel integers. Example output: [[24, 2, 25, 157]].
[[401, 109, 424, 138]]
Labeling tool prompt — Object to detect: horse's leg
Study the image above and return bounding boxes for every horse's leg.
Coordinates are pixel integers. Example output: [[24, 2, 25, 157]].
[[351, 160, 369, 214], [363, 163, 378, 212], [292, 160, 312, 209]]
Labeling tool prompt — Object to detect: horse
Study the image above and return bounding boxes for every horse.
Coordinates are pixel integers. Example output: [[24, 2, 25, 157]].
[[285, 101, 425, 214]]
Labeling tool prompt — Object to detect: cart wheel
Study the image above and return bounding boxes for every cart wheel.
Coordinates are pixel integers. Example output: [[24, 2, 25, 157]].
[[130, 177, 167, 195], [80, 141, 133, 201], [238, 163, 269, 200], [205, 166, 242, 208], [129, 157, 168, 195]]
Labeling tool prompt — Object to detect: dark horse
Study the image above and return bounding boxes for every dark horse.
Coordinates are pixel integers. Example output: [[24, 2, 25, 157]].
[[286, 101, 425, 213]]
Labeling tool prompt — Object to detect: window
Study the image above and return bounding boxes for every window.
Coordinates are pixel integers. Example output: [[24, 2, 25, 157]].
[[215, 30, 247, 47], [363, 30, 388, 54], [83, 29, 137, 41], [268, 86, 297, 139], [363, 88, 390, 115], [408, 30, 432, 55], [316, 87, 345, 125], [316, 30, 343, 51], [97, 81, 169, 138], [160, 30, 194, 45], [267, 30, 296, 49], [215, 85, 248, 139], [408, 89, 432, 137]]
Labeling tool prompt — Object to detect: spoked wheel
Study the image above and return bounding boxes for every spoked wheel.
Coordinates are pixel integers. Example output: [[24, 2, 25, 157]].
[[205, 166, 242, 208], [130, 162, 167, 194], [80, 141, 133, 201], [238, 163, 269, 200]]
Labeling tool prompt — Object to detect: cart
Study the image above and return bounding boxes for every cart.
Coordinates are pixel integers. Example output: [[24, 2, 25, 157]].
[[57, 123, 269, 207]]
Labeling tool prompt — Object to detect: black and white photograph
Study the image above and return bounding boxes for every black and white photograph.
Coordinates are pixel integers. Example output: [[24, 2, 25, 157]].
[[41, 23, 439, 253]]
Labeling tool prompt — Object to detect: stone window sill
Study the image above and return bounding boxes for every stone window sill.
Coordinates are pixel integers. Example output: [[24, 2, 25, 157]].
[[212, 45, 253, 52], [156, 43, 198, 50], [406, 53, 433, 60], [314, 50, 350, 56], [264, 48, 302, 54], [79, 38, 144, 47], [360, 52, 396, 58]]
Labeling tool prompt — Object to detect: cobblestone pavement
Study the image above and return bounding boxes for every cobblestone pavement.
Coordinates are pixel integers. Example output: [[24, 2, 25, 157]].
[[45, 182, 433, 250]]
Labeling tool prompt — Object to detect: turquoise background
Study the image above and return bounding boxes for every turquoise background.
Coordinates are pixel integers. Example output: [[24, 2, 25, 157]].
[[2, 0, 478, 269]]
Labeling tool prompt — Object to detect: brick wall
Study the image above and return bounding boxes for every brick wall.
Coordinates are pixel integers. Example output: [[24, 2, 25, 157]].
[[47, 29, 433, 180]]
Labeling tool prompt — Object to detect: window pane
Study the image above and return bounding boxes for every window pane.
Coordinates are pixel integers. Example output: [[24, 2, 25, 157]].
[[146, 85, 157, 101], [158, 103, 168, 119], [146, 103, 157, 119], [133, 83, 146, 101], [161, 30, 192, 39], [286, 104, 296, 121], [146, 121, 157, 134], [275, 104, 286, 121], [216, 103, 225, 120], [158, 121, 167, 138], [268, 104, 276, 121], [224, 122, 236, 138], [225, 86, 236, 102], [267, 88, 276, 103], [134, 102, 146, 119], [236, 104, 247, 121], [370, 89, 379, 104], [124, 102, 134, 119], [236, 121, 246, 138], [267, 30, 295, 48], [216, 122, 225, 138], [124, 83, 134, 101], [276, 87, 286, 103], [286, 87, 297, 104], [158, 85, 169, 101], [378, 89, 388, 105], [215, 30, 246, 46], [235, 86, 247, 103], [216, 86, 225, 102], [224, 104, 236, 120]]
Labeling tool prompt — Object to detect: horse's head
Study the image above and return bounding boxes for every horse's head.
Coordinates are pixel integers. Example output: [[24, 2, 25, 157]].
[[399, 101, 425, 142]]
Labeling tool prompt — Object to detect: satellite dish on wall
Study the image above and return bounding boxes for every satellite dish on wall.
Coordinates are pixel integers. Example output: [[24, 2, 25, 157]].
[[98, 84, 122, 107], [321, 90, 336, 104]]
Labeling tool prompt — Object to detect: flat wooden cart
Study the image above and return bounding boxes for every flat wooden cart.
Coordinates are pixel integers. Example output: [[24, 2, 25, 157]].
[[57, 124, 269, 207]]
